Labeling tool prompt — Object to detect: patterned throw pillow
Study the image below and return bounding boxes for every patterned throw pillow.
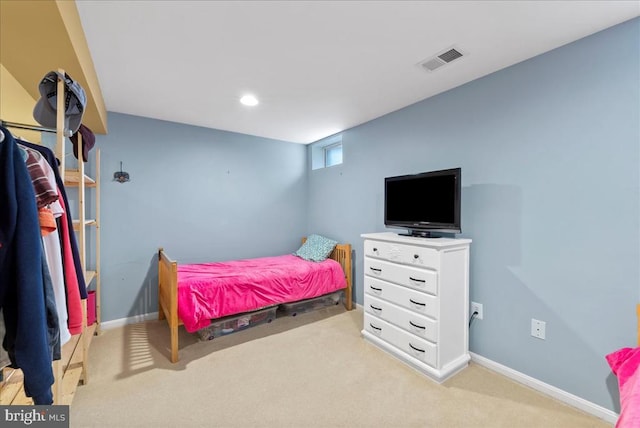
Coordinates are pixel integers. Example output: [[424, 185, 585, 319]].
[[294, 234, 338, 262]]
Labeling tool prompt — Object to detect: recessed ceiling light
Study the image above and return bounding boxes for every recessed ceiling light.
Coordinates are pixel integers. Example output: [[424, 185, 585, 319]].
[[240, 94, 259, 106]]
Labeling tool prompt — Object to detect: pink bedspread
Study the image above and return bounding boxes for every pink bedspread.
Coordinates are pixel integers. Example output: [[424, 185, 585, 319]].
[[177, 254, 346, 332], [606, 347, 640, 428]]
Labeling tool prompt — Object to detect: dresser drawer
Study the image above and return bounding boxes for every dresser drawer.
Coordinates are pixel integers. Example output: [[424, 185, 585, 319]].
[[364, 239, 439, 269], [365, 294, 438, 343], [364, 277, 438, 318], [364, 258, 438, 296], [364, 313, 437, 368]]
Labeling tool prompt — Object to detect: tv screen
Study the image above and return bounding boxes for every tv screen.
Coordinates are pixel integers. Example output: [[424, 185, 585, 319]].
[[384, 167, 461, 237]]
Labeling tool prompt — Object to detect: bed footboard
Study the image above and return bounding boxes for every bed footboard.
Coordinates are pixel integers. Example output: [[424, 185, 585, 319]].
[[158, 248, 180, 363]]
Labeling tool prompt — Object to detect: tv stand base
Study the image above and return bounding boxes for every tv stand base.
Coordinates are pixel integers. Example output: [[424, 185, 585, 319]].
[[399, 230, 439, 238]]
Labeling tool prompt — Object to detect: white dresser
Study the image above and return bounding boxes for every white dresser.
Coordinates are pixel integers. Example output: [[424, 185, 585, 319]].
[[361, 232, 472, 383]]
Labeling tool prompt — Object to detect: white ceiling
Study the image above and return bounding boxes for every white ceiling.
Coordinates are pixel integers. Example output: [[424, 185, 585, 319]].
[[76, 1, 639, 144]]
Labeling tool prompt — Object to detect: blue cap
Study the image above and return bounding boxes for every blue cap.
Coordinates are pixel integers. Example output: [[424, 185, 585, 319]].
[[33, 71, 86, 134]]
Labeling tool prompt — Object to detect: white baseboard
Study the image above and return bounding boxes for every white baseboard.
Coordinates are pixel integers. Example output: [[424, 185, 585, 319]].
[[100, 311, 159, 330], [470, 352, 618, 424]]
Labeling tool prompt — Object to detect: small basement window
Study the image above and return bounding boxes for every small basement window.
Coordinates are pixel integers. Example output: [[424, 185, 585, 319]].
[[324, 142, 343, 167], [311, 135, 343, 170]]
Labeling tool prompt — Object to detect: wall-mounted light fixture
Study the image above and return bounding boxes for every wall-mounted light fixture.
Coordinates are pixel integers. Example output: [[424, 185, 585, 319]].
[[113, 161, 130, 183]]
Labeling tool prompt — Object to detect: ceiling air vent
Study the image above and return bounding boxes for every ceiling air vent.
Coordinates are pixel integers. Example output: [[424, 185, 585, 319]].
[[419, 47, 465, 72]]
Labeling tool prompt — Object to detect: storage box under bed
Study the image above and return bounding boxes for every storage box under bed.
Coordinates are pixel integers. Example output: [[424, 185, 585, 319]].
[[196, 306, 277, 341], [277, 290, 344, 317]]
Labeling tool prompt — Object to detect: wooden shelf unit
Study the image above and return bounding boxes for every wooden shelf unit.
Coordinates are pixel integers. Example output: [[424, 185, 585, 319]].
[[52, 78, 102, 404], [60, 130, 101, 405], [64, 169, 97, 187], [66, 143, 101, 335]]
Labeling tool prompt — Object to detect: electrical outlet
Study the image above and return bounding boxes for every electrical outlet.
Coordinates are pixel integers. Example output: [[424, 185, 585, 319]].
[[531, 319, 546, 340], [470, 302, 483, 320]]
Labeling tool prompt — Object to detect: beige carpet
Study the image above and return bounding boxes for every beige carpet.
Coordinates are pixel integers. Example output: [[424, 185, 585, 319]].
[[71, 306, 610, 428]]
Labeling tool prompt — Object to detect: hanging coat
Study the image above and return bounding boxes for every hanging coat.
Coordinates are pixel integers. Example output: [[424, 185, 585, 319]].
[[0, 126, 54, 404]]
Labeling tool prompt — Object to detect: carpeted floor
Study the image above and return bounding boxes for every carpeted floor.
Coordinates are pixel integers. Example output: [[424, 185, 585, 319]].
[[70, 306, 610, 427]]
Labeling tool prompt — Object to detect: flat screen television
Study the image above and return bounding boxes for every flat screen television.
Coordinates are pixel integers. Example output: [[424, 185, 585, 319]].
[[384, 167, 461, 237]]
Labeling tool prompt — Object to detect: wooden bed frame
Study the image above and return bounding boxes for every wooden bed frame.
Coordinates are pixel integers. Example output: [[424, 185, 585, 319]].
[[158, 240, 353, 363]]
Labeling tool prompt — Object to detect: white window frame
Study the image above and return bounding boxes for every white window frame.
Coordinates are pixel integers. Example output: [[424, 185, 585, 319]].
[[311, 135, 343, 170], [324, 142, 343, 168]]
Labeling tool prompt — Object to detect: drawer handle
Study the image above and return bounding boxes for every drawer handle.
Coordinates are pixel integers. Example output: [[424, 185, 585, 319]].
[[409, 321, 426, 330], [413, 254, 419, 259], [409, 343, 425, 353], [370, 286, 382, 292], [373, 248, 378, 252], [409, 299, 426, 307], [370, 267, 382, 273], [370, 305, 382, 311], [370, 323, 382, 331], [409, 277, 426, 283]]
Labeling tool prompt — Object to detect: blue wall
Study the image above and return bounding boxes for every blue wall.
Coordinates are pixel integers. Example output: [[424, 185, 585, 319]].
[[96, 113, 308, 322], [307, 18, 639, 411]]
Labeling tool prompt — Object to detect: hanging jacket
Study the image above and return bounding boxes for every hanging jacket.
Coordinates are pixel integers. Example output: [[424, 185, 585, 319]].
[[0, 126, 54, 404], [55, 191, 84, 334]]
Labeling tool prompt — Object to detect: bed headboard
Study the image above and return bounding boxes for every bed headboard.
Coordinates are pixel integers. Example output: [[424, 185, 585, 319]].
[[301, 237, 353, 311]]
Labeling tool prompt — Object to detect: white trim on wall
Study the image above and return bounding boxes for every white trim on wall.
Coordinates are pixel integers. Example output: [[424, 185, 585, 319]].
[[470, 352, 618, 424], [100, 312, 159, 330]]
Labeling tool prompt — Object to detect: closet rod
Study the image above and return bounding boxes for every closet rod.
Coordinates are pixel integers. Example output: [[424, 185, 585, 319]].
[[0, 120, 71, 137]]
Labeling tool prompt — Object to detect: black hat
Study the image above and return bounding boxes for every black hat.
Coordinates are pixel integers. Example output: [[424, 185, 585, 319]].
[[70, 124, 95, 162]]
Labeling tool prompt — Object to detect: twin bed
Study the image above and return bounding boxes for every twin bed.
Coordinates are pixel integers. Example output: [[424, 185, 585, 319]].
[[158, 238, 353, 363]]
